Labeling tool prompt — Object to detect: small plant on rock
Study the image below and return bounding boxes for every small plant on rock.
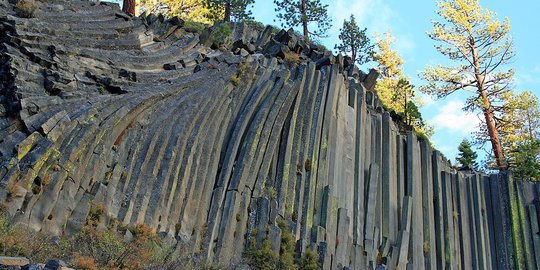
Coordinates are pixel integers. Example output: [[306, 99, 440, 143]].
[[298, 248, 320, 270], [283, 51, 300, 64], [211, 23, 233, 49], [14, 0, 39, 18]]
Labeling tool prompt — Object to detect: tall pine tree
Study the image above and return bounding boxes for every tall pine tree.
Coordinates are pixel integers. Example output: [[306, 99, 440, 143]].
[[273, 0, 332, 39], [420, 0, 514, 170], [335, 15, 373, 65], [457, 139, 478, 170], [205, 0, 254, 22]]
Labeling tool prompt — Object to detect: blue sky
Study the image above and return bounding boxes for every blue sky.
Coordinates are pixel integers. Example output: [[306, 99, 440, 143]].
[[252, 0, 540, 163]]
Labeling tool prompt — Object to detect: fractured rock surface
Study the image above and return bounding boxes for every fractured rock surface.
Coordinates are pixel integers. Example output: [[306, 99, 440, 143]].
[[1, 1, 539, 269]]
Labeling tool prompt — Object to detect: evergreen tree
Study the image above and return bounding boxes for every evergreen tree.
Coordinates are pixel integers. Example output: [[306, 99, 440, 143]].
[[205, 0, 254, 22], [457, 139, 479, 170], [335, 15, 373, 65], [373, 32, 433, 137], [372, 31, 403, 79], [497, 90, 540, 179], [420, 0, 515, 170], [510, 139, 540, 181], [273, 0, 332, 39]]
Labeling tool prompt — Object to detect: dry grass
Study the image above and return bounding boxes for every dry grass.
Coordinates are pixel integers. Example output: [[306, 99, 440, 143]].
[[14, 0, 39, 18], [283, 51, 300, 64], [73, 253, 98, 270]]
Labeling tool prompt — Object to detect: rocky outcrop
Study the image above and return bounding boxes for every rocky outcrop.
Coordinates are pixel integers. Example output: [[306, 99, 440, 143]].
[[0, 1, 538, 269]]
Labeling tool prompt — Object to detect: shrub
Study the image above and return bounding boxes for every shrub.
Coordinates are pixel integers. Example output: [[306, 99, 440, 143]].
[[73, 253, 98, 270], [277, 220, 297, 270], [231, 61, 249, 86], [244, 19, 265, 32], [298, 248, 320, 270], [248, 238, 278, 270], [68, 225, 125, 267], [87, 202, 105, 227], [283, 52, 300, 64], [14, 0, 38, 18], [184, 21, 206, 34], [211, 23, 232, 49], [269, 26, 281, 36]]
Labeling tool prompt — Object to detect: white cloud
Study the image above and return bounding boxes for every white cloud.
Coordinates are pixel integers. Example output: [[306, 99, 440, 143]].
[[329, 0, 415, 58], [331, 0, 393, 35], [419, 93, 436, 107], [393, 34, 416, 55], [430, 100, 481, 134]]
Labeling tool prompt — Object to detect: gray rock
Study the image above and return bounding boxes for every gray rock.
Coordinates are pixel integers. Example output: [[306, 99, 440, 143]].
[[21, 264, 41, 270], [239, 49, 249, 57], [43, 260, 67, 270]]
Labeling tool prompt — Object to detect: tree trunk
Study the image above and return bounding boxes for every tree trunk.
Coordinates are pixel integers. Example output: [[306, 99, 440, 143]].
[[122, 0, 135, 15], [301, 0, 308, 39], [224, 0, 231, 22], [480, 89, 508, 170], [472, 41, 507, 171]]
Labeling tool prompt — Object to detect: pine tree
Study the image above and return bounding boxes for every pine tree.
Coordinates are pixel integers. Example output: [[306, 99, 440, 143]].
[[335, 15, 373, 65], [510, 140, 540, 181], [372, 32, 433, 137], [273, 0, 332, 39], [498, 90, 540, 179], [205, 0, 254, 22], [457, 139, 478, 170], [420, 0, 514, 170]]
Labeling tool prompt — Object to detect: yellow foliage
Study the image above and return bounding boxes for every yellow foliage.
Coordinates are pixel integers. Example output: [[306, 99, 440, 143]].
[[140, 0, 217, 24]]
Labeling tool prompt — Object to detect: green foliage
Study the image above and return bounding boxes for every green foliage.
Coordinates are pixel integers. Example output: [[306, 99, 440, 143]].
[[211, 23, 233, 47], [509, 140, 540, 181], [205, 0, 255, 22], [496, 90, 540, 176], [14, 0, 39, 18], [277, 220, 297, 270], [184, 20, 207, 34], [244, 19, 266, 31], [335, 15, 373, 65], [273, 0, 332, 39], [456, 139, 478, 169], [246, 236, 278, 270], [298, 248, 320, 270], [247, 220, 302, 270]]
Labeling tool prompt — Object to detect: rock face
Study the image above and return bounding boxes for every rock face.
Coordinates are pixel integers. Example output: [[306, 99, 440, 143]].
[[0, 1, 538, 269]]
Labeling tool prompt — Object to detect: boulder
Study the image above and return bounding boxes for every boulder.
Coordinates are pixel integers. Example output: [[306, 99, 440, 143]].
[[263, 39, 290, 58], [168, 16, 184, 27], [21, 264, 41, 270], [363, 69, 379, 91], [315, 55, 334, 69], [43, 260, 67, 270]]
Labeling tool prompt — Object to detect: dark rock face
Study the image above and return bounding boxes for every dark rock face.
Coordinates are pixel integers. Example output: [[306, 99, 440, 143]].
[[0, 1, 537, 269]]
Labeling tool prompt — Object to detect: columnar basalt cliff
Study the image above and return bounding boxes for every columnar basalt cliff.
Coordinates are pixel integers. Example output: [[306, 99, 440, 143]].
[[0, 1, 539, 269]]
